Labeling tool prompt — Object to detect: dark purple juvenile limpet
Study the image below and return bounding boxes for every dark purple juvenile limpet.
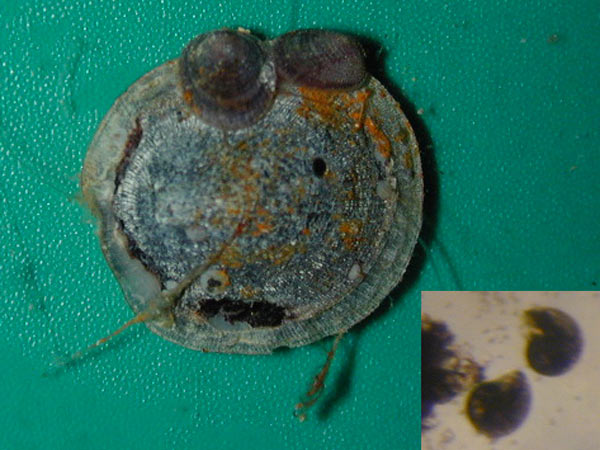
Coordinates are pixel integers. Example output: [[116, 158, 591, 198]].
[[272, 29, 368, 89]]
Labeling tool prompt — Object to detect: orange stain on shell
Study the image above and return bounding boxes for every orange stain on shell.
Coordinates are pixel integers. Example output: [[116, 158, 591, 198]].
[[364, 116, 391, 159], [297, 86, 340, 127], [338, 219, 364, 251]]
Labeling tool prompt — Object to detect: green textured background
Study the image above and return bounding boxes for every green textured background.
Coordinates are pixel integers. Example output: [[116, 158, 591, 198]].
[[0, 1, 598, 449]]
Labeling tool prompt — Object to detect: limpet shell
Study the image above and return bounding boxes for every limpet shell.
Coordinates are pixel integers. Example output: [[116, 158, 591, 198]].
[[81, 28, 423, 354]]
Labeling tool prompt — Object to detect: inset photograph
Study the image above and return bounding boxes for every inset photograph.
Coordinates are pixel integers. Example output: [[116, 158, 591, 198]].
[[421, 291, 599, 450]]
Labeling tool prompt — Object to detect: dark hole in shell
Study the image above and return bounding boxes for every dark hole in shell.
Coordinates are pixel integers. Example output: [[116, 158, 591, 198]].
[[206, 278, 222, 289], [198, 298, 287, 328], [312, 157, 327, 177], [114, 117, 143, 191]]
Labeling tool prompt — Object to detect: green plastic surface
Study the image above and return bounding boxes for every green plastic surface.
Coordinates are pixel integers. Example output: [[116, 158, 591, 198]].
[[0, 1, 598, 449]]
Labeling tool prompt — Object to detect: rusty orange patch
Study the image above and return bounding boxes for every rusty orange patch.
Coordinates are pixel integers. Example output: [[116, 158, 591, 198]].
[[255, 242, 306, 266], [219, 245, 244, 269], [183, 89, 194, 105], [364, 116, 391, 159], [214, 270, 231, 287], [256, 205, 269, 216], [347, 90, 371, 131], [236, 140, 249, 151], [339, 219, 362, 235], [339, 219, 364, 251], [297, 87, 373, 133], [297, 86, 340, 127], [394, 127, 410, 144], [403, 150, 414, 170], [344, 189, 357, 201], [252, 221, 274, 237]]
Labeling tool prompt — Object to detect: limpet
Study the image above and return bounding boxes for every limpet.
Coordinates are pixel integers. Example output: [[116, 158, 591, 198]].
[[81, 28, 423, 354]]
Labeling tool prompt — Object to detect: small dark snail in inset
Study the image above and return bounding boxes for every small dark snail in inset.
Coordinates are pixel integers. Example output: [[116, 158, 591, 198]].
[[524, 307, 583, 376], [466, 370, 531, 438], [421, 315, 483, 426]]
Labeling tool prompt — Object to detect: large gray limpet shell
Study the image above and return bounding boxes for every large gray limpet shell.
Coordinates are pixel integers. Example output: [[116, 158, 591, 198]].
[[81, 29, 423, 354]]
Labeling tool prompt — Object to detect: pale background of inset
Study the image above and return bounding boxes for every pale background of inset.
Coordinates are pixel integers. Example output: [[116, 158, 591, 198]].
[[422, 291, 600, 450]]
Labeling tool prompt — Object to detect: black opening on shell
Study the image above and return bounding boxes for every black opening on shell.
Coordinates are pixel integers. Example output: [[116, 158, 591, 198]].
[[206, 278, 222, 289], [114, 117, 143, 190], [466, 370, 531, 438], [312, 157, 327, 177], [524, 307, 583, 376], [198, 298, 287, 328]]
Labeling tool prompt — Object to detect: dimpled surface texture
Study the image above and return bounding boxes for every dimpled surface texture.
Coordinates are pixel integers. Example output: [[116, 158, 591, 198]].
[[0, 1, 599, 450]]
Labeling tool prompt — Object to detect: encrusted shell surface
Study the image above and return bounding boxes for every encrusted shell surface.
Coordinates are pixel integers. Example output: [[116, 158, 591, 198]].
[[81, 29, 423, 354]]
